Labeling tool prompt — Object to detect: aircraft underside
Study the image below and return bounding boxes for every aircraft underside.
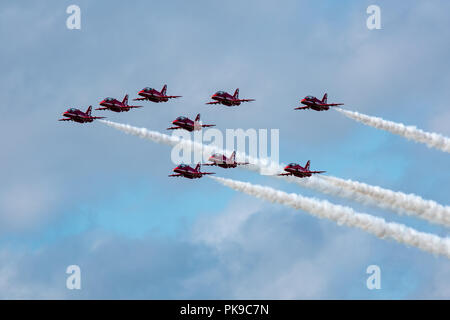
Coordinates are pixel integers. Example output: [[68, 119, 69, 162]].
[[311, 105, 329, 111]]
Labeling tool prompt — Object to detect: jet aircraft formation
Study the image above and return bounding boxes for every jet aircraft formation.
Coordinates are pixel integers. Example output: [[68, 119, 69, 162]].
[[60, 86, 343, 178]]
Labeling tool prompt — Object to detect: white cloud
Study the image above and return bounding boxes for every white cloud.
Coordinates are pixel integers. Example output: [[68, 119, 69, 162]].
[[429, 110, 450, 136], [192, 197, 263, 246], [0, 180, 61, 233]]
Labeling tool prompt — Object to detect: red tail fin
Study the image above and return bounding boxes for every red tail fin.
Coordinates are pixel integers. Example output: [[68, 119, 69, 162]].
[[193, 114, 201, 130], [233, 88, 239, 99], [122, 94, 129, 106], [230, 151, 236, 162], [305, 160, 310, 171], [86, 106, 92, 116], [161, 84, 167, 96], [322, 93, 328, 104], [195, 163, 201, 171]]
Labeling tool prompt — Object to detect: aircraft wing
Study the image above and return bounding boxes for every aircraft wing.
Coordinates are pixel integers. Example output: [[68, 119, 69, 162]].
[[277, 173, 293, 176], [202, 163, 216, 166], [58, 118, 71, 121], [318, 103, 344, 107], [95, 107, 109, 111], [206, 101, 221, 105], [294, 106, 310, 110], [201, 124, 216, 128], [306, 170, 326, 174], [91, 116, 106, 120], [133, 97, 148, 101], [237, 99, 255, 103], [167, 126, 181, 130], [165, 95, 182, 99], [126, 106, 143, 109], [168, 174, 183, 177]]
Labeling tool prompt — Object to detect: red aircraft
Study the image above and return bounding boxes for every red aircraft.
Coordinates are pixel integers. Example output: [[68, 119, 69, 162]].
[[206, 88, 255, 106], [58, 106, 105, 123], [277, 161, 325, 178], [134, 85, 181, 103], [167, 113, 215, 132], [203, 151, 249, 169], [169, 163, 215, 179], [294, 93, 343, 111], [96, 94, 142, 112]]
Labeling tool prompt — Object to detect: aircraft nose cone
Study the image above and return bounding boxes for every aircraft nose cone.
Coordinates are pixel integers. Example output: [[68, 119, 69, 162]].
[[284, 165, 290, 170]]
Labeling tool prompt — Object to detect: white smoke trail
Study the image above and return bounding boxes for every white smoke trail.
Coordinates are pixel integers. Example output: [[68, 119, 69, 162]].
[[99, 120, 280, 174], [100, 120, 203, 150], [100, 120, 450, 227], [320, 175, 450, 227], [210, 176, 450, 259], [336, 108, 450, 153], [285, 175, 450, 227]]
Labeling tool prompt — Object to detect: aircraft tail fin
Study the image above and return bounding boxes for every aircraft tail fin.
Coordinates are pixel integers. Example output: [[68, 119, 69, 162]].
[[161, 84, 167, 96], [122, 94, 129, 106], [305, 160, 311, 171], [86, 106, 92, 116], [230, 151, 236, 162], [233, 88, 239, 99], [322, 93, 328, 104], [195, 163, 201, 171], [193, 114, 201, 130]]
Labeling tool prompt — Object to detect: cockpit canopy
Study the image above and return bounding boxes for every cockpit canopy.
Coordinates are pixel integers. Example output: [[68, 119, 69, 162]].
[[215, 91, 225, 95], [288, 163, 297, 167], [176, 116, 187, 121], [144, 87, 153, 92], [68, 108, 77, 112], [178, 164, 188, 168], [105, 97, 114, 102], [305, 95, 313, 99]]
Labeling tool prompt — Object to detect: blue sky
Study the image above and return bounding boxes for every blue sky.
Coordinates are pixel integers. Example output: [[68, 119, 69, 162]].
[[0, 0, 449, 299]]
